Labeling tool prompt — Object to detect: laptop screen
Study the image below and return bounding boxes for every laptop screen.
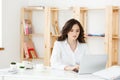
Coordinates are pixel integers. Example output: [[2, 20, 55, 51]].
[[79, 54, 108, 74]]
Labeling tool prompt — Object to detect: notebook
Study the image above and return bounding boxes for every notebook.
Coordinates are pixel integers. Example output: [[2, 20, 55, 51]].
[[78, 54, 108, 74]]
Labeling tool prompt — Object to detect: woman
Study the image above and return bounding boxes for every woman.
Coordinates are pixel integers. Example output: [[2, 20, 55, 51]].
[[50, 18, 88, 72]]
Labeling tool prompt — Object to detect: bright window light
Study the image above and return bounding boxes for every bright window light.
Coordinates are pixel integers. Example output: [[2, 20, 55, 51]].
[[0, 0, 2, 47]]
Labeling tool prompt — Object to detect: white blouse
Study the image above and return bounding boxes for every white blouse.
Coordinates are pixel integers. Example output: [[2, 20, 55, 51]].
[[50, 39, 89, 70]]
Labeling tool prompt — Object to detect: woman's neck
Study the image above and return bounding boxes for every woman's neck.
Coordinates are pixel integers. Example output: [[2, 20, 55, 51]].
[[67, 39, 77, 45]]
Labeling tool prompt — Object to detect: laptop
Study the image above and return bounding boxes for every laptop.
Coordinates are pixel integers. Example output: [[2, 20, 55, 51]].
[[78, 54, 108, 74]]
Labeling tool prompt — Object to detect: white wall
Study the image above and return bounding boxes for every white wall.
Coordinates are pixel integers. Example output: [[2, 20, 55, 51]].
[[1, 0, 120, 69], [0, 0, 29, 69], [28, 0, 120, 8]]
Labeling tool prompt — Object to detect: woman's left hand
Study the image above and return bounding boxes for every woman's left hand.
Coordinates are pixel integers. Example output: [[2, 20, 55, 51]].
[[72, 65, 80, 72], [74, 65, 79, 69]]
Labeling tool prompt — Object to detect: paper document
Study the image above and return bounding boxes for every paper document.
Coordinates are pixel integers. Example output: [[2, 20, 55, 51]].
[[92, 66, 120, 80]]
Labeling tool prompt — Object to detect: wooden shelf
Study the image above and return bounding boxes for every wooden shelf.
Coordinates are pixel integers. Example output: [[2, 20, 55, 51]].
[[23, 57, 44, 61], [24, 33, 44, 37], [31, 33, 44, 37], [112, 37, 119, 39], [51, 34, 60, 37], [50, 7, 72, 11], [0, 48, 4, 50], [112, 35, 119, 39], [24, 6, 44, 11], [20, 7, 45, 63], [81, 6, 120, 67], [20, 6, 120, 67], [85, 36, 105, 38], [81, 8, 105, 10]]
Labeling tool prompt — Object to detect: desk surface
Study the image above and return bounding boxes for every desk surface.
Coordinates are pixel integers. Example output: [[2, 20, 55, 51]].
[[0, 68, 104, 80]]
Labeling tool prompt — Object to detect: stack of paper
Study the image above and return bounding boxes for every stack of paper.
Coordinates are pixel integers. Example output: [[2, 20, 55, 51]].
[[92, 66, 120, 80]]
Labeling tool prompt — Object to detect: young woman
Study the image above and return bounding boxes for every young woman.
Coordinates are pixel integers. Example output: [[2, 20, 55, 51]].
[[50, 18, 88, 72]]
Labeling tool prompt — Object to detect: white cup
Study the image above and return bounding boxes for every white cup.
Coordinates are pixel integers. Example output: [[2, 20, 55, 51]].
[[16, 63, 25, 72], [35, 64, 45, 71], [10, 62, 17, 71]]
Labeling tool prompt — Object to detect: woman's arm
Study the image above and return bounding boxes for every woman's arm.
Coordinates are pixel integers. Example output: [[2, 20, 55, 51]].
[[50, 41, 80, 71], [50, 41, 67, 70]]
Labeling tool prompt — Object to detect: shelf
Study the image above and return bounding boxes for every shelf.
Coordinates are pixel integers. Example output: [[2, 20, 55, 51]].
[[21, 7, 45, 63], [51, 34, 105, 38], [81, 7, 105, 10], [23, 57, 44, 61], [0, 48, 4, 50], [84, 34, 105, 38], [112, 35, 119, 39], [24, 33, 44, 37], [20, 6, 120, 67], [30, 33, 44, 37], [112, 37, 119, 39], [85, 35, 105, 38], [113, 6, 120, 10], [51, 34, 60, 37], [24, 6, 44, 11]]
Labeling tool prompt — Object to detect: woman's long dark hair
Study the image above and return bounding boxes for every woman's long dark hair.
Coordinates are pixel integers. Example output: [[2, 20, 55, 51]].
[[58, 18, 85, 43]]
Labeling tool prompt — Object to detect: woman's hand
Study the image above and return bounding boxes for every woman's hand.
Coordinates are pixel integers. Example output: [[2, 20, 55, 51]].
[[64, 65, 80, 72], [74, 65, 79, 70], [73, 65, 79, 72]]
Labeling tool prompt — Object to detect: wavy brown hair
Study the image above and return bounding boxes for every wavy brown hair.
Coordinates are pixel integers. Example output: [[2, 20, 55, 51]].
[[58, 18, 85, 43]]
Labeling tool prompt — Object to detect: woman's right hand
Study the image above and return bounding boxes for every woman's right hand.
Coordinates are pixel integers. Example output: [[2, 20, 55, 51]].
[[64, 65, 79, 72]]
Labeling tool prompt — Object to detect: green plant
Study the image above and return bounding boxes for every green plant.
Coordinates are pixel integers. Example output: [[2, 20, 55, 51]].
[[10, 62, 16, 65], [19, 66, 25, 69]]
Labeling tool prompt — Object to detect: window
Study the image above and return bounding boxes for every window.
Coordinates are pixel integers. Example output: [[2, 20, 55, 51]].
[[0, 0, 3, 49]]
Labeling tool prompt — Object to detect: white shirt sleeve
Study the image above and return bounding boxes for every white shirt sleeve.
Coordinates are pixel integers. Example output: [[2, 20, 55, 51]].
[[84, 44, 89, 55], [50, 41, 66, 70]]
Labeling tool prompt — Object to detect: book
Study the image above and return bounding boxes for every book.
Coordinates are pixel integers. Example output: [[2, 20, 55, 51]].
[[23, 19, 33, 35], [23, 42, 29, 59], [87, 33, 105, 37], [28, 48, 38, 59], [23, 40, 38, 59]]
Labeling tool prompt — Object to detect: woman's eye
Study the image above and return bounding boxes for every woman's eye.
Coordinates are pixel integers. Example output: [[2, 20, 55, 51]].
[[70, 30, 73, 32], [70, 29, 80, 32], [76, 30, 80, 32]]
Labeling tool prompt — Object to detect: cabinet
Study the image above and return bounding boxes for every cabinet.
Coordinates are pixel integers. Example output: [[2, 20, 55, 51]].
[[20, 7, 44, 62]]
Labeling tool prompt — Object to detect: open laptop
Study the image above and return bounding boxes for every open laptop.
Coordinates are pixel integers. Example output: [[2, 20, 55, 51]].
[[78, 54, 108, 74]]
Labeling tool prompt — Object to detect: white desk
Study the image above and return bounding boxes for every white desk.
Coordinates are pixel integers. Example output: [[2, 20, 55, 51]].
[[0, 68, 104, 80]]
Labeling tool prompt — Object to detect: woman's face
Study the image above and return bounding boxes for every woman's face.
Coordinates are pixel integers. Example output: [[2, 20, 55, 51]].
[[67, 24, 80, 41]]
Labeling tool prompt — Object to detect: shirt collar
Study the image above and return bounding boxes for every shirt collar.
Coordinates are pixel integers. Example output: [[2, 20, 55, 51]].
[[64, 39, 79, 45]]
